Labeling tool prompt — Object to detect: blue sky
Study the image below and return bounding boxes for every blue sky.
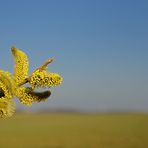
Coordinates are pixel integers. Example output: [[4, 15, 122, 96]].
[[0, 0, 148, 112]]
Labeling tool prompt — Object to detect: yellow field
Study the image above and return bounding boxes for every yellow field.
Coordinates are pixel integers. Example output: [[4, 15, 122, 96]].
[[0, 113, 148, 148]]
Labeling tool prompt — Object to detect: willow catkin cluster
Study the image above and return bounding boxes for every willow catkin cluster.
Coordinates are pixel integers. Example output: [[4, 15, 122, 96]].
[[0, 46, 63, 118]]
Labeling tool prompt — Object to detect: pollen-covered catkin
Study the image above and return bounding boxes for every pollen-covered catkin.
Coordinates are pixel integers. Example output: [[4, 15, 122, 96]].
[[0, 70, 14, 99], [15, 87, 51, 105], [29, 70, 63, 89], [0, 70, 15, 117], [0, 71, 14, 90], [15, 87, 36, 106], [0, 99, 15, 118], [11, 47, 29, 85]]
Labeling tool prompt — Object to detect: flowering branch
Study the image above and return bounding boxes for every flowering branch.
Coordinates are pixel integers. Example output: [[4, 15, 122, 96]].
[[0, 46, 63, 118]]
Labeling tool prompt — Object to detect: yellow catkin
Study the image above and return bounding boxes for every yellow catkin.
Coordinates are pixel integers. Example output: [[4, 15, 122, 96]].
[[29, 69, 63, 89], [11, 46, 29, 85], [0, 81, 12, 100], [15, 87, 35, 106], [26, 89, 51, 102], [15, 87, 51, 105], [0, 71, 14, 100], [0, 70, 15, 118], [0, 70, 15, 95], [0, 99, 15, 118]]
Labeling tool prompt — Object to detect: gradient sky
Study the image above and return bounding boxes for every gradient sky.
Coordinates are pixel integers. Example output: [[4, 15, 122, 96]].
[[0, 0, 148, 112]]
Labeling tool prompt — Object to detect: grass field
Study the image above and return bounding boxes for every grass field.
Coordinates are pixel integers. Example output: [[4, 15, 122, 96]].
[[0, 113, 148, 148]]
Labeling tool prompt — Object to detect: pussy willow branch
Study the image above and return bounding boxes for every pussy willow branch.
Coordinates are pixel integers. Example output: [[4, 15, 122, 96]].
[[18, 58, 54, 87]]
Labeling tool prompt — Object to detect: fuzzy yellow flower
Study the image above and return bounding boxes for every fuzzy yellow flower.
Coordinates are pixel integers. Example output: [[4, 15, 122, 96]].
[[0, 70, 14, 99], [11, 46, 29, 85], [0, 70, 15, 117], [15, 87, 51, 105], [0, 99, 15, 118], [29, 69, 63, 89]]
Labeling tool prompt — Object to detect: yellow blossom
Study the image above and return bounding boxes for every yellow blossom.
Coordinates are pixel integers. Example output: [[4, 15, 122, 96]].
[[0, 70, 14, 99], [29, 69, 63, 89], [0, 99, 15, 118], [0, 70, 15, 118], [15, 87, 35, 106], [11, 46, 29, 85], [15, 87, 51, 105]]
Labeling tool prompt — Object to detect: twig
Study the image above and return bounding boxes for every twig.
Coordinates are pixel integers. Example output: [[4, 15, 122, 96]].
[[36, 58, 54, 71]]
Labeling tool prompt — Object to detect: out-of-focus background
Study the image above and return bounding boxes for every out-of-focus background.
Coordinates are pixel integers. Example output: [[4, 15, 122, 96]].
[[0, 0, 148, 148]]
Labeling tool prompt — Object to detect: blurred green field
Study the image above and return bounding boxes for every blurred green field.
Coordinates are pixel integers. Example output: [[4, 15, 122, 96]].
[[0, 113, 148, 148]]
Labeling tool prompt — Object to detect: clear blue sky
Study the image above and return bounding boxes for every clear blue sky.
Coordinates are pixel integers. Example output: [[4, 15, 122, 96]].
[[0, 0, 148, 112]]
